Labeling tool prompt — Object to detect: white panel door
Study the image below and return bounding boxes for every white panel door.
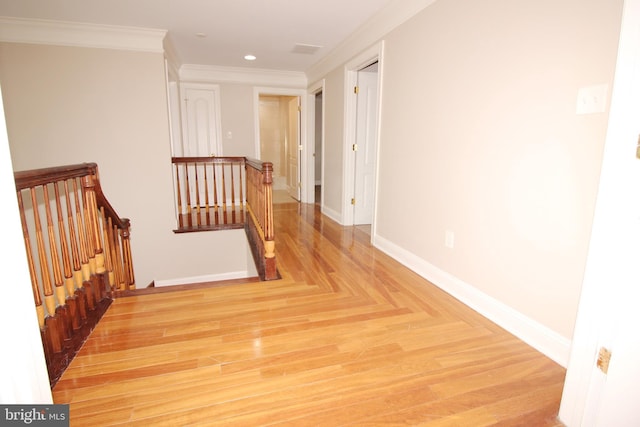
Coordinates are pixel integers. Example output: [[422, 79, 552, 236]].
[[353, 69, 379, 225], [286, 97, 301, 201], [181, 85, 222, 157]]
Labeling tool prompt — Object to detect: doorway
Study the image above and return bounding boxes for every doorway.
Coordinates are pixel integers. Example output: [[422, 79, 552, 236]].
[[258, 94, 301, 203], [314, 91, 323, 205], [342, 45, 382, 230], [353, 61, 379, 225]]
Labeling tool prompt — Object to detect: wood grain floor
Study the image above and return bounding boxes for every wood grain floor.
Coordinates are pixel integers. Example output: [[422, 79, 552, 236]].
[[53, 202, 566, 426]]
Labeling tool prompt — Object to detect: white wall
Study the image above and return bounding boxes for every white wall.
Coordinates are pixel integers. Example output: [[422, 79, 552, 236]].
[[309, 0, 623, 362], [0, 85, 52, 404], [320, 68, 346, 218], [0, 42, 255, 287]]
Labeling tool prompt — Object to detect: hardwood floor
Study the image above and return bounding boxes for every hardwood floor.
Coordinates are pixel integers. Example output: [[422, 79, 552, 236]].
[[53, 202, 566, 426]]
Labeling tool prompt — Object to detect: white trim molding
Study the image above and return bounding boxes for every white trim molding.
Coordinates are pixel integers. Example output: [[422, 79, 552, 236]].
[[0, 17, 166, 53], [180, 64, 307, 88], [373, 233, 571, 367]]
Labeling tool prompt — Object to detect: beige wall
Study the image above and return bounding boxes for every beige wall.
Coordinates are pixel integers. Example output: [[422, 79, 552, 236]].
[[0, 42, 255, 287], [321, 67, 347, 215], [313, 0, 623, 341], [219, 83, 256, 157]]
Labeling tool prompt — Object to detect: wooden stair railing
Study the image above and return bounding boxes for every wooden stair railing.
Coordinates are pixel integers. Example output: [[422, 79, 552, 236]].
[[14, 162, 134, 386], [172, 156, 246, 232], [245, 158, 278, 281], [172, 156, 277, 280]]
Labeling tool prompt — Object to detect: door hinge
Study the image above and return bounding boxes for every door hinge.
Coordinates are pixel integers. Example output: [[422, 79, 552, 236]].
[[354, 86, 359, 94], [297, 105, 301, 112], [597, 346, 612, 374], [351, 198, 356, 205], [352, 144, 358, 151]]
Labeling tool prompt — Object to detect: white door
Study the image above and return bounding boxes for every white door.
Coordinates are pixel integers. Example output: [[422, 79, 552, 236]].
[[559, 0, 640, 425], [353, 65, 379, 225], [180, 85, 222, 157], [286, 97, 301, 201], [178, 84, 222, 209]]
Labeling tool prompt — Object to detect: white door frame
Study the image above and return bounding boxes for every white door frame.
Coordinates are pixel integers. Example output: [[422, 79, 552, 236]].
[[253, 87, 308, 200], [559, 0, 640, 425], [307, 79, 326, 206], [342, 41, 384, 232]]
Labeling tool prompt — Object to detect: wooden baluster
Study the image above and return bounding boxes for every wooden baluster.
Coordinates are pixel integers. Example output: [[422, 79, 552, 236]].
[[194, 162, 201, 226], [63, 180, 81, 296], [52, 181, 76, 345], [50, 183, 71, 310], [121, 224, 135, 289], [238, 159, 245, 223], [80, 178, 98, 308], [107, 219, 121, 290], [71, 179, 89, 286], [30, 187, 55, 317], [83, 173, 105, 275], [30, 187, 63, 354], [231, 163, 237, 223], [222, 163, 228, 223], [112, 224, 125, 290], [175, 163, 184, 229], [61, 180, 83, 332], [70, 178, 90, 321], [263, 162, 274, 241], [184, 163, 192, 227], [72, 179, 93, 310], [42, 184, 65, 308], [17, 191, 45, 329], [101, 207, 115, 291], [203, 163, 210, 225], [81, 179, 96, 277], [212, 162, 219, 224]]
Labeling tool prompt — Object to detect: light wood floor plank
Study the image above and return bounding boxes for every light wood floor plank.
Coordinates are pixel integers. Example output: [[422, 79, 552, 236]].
[[53, 202, 566, 426]]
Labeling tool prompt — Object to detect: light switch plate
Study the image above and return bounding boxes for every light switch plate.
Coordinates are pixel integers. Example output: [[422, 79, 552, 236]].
[[576, 84, 608, 115]]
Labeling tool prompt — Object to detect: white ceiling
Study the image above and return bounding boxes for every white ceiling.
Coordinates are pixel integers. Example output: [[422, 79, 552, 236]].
[[0, 0, 396, 71]]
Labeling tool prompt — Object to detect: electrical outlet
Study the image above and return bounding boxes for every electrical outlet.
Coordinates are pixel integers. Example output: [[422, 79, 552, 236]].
[[445, 230, 455, 249]]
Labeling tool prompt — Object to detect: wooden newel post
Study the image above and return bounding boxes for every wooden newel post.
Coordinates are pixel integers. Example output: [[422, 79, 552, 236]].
[[120, 220, 135, 290], [261, 162, 276, 279]]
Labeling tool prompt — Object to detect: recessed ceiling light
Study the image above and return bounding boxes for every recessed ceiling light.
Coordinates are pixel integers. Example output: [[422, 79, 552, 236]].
[[244, 54, 257, 61], [195, 32, 207, 38]]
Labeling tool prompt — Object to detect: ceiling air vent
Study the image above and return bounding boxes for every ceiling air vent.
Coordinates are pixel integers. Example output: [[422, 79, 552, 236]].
[[292, 43, 322, 54]]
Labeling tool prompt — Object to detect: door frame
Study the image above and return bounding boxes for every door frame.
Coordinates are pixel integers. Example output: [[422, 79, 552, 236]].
[[342, 41, 384, 232], [253, 87, 308, 200], [307, 79, 325, 206], [559, 0, 640, 424]]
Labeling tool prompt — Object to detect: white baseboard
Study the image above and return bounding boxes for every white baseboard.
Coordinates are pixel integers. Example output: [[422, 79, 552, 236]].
[[373, 234, 571, 367], [321, 205, 342, 224], [154, 271, 251, 287]]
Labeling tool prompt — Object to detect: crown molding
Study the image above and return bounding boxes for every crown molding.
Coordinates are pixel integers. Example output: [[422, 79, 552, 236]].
[[306, 0, 437, 83], [180, 64, 307, 88], [0, 17, 166, 53]]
